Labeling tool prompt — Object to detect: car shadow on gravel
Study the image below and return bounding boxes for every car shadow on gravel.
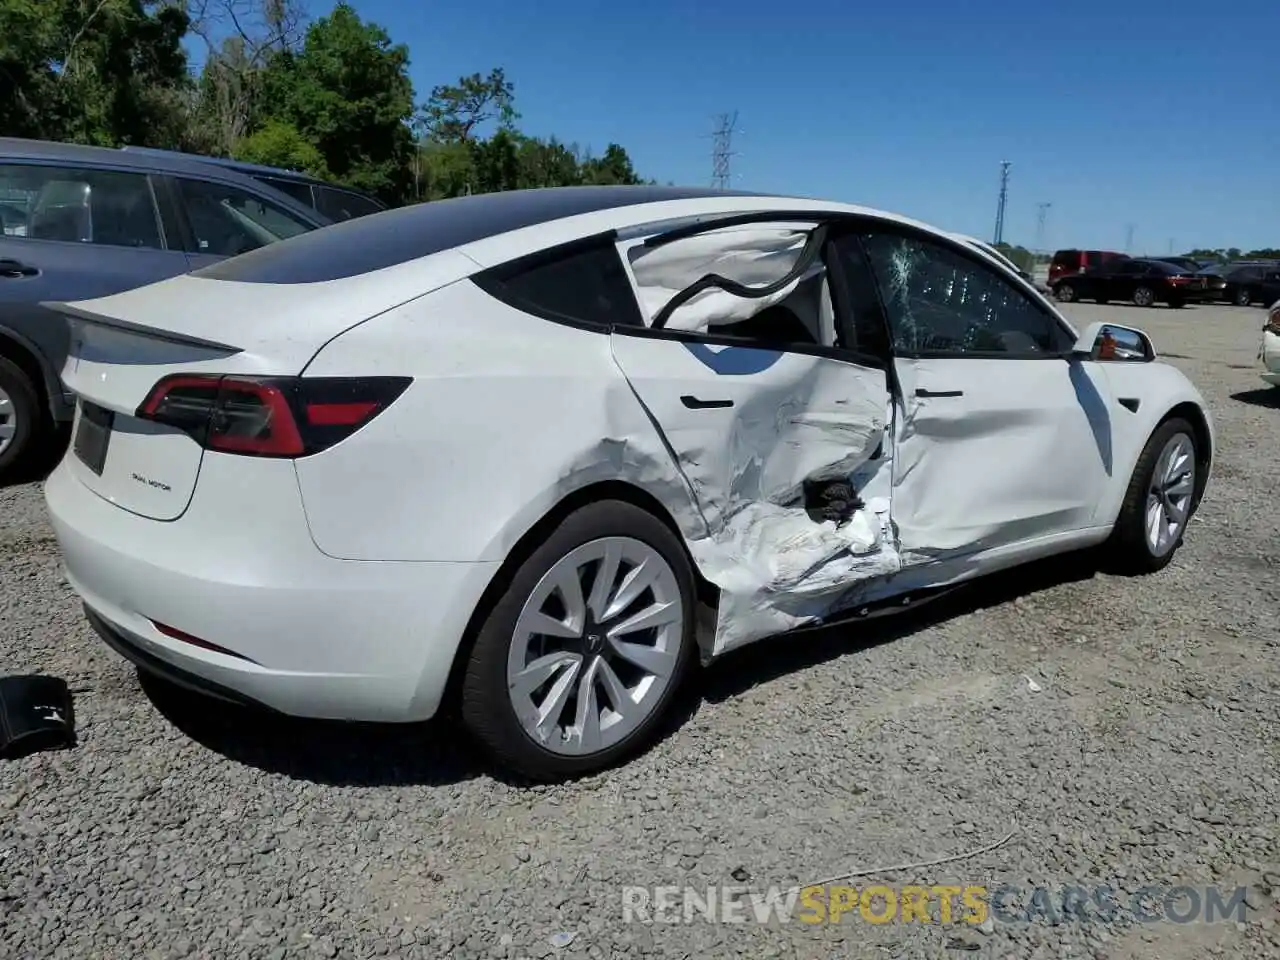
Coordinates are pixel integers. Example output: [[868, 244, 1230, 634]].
[[1231, 387, 1280, 409], [701, 549, 1103, 704], [0, 425, 69, 490], [138, 672, 488, 787], [140, 551, 1103, 788]]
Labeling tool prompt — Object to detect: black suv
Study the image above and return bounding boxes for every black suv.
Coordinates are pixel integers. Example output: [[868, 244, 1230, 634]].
[[1196, 260, 1280, 307], [0, 137, 335, 482], [118, 147, 386, 222]]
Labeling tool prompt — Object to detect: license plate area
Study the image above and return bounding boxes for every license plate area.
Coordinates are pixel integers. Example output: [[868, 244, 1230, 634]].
[[73, 401, 114, 476]]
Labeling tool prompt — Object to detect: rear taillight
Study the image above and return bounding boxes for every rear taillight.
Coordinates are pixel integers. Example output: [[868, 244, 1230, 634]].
[[137, 375, 411, 457], [1168, 276, 1188, 284]]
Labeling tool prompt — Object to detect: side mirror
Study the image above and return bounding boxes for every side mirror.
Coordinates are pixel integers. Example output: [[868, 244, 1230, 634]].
[[1071, 321, 1155, 362]]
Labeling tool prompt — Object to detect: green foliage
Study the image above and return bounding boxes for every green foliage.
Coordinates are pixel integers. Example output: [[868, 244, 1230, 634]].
[[0, 0, 191, 147], [257, 2, 414, 201], [0, 0, 653, 206], [232, 118, 328, 177], [419, 67, 518, 143], [1186, 247, 1280, 262]]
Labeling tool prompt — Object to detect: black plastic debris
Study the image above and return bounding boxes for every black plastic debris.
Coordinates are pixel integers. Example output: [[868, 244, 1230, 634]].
[[0, 675, 76, 760]]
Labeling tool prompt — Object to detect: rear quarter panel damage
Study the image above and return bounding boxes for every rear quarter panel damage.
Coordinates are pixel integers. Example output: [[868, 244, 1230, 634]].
[[292, 279, 705, 565]]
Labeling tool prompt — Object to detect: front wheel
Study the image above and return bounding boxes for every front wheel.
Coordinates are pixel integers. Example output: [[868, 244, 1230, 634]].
[[1234, 287, 1252, 306], [1108, 418, 1198, 574], [460, 500, 696, 781]]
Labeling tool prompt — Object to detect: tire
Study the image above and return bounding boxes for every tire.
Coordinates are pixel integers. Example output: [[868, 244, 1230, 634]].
[[1107, 417, 1198, 574], [1096, 297, 1109, 305], [1132, 286, 1156, 307], [1168, 298, 1185, 308], [0, 355, 42, 483], [460, 499, 697, 781], [1234, 287, 1252, 307], [1055, 282, 1076, 302]]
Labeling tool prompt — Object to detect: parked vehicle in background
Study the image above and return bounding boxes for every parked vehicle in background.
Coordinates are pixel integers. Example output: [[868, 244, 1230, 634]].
[[1053, 257, 1212, 307], [1196, 261, 1280, 306], [42, 185, 1214, 780], [1048, 248, 1129, 285], [119, 147, 387, 222], [0, 137, 331, 482], [1158, 256, 1207, 273], [1261, 302, 1280, 387]]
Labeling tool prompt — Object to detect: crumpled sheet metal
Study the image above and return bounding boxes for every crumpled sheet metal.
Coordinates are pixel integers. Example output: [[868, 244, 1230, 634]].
[[615, 222, 904, 656]]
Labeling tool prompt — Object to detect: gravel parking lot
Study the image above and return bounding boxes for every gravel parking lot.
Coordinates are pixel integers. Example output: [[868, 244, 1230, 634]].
[[2, 301, 1277, 960]]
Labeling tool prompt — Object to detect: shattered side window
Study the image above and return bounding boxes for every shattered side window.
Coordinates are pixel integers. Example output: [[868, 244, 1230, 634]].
[[861, 233, 1071, 355]]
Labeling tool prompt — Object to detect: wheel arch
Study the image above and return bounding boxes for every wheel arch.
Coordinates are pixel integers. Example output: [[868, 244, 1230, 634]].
[[0, 325, 57, 419], [1162, 400, 1213, 511], [436, 479, 718, 719]]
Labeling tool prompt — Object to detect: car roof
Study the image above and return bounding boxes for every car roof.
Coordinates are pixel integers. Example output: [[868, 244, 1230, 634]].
[[118, 146, 381, 202], [0, 136, 330, 225], [195, 184, 956, 285]]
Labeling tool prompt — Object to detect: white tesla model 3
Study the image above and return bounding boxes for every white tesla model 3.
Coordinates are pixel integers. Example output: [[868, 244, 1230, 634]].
[[43, 186, 1214, 780]]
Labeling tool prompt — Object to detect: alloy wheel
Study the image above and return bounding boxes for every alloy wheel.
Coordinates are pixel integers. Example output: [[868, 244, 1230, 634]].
[[506, 537, 684, 756], [0, 384, 15, 458], [1134, 287, 1154, 307], [1145, 432, 1195, 558]]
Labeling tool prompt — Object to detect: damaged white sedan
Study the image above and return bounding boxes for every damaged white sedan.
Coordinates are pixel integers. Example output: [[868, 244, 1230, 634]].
[[43, 186, 1214, 780]]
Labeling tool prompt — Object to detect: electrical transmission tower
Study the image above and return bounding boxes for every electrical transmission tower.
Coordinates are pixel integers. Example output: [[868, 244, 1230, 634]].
[[1125, 223, 1135, 253], [1035, 202, 1052, 253], [711, 111, 738, 190], [993, 161, 1012, 245]]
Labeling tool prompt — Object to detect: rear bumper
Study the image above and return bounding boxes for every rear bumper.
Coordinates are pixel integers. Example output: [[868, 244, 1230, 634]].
[[45, 453, 501, 722]]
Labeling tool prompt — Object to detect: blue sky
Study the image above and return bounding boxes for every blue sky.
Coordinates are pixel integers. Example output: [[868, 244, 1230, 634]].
[[296, 0, 1279, 251]]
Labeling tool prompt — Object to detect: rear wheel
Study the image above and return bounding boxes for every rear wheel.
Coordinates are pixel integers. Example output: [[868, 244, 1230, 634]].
[[0, 355, 42, 483], [1108, 418, 1198, 573], [1055, 282, 1076, 302], [1132, 286, 1156, 307], [460, 500, 696, 781]]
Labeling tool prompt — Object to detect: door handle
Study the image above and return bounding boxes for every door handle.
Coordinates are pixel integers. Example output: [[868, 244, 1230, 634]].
[[0, 258, 39, 279], [915, 388, 963, 398], [680, 395, 734, 409]]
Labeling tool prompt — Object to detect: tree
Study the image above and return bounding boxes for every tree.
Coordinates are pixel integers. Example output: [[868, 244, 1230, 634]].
[[580, 143, 643, 186], [232, 117, 327, 175], [419, 67, 518, 143], [257, 2, 414, 201], [0, 0, 191, 146], [184, 0, 308, 156]]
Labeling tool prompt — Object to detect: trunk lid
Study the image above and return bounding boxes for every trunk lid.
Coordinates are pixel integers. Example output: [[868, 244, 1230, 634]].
[[49, 250, 477, 520]]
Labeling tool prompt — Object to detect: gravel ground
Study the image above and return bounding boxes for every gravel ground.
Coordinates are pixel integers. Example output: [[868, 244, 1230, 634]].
[[1, 301, 1278, 960]]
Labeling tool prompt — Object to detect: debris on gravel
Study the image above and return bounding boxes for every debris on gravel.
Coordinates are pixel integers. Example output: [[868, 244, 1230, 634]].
[[1, 303, 1277, 958]]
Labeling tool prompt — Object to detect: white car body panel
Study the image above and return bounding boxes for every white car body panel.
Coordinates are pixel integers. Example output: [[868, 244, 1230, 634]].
[[1262, 301, 1280, 386], [41, 187, 1216, 724]]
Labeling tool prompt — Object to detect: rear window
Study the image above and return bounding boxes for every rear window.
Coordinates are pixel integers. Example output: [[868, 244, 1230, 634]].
[[474, 241, 645, 329], [313, 186, 383, 222], [255, 175, 314, 208], [1052, 250, 1079, 264]]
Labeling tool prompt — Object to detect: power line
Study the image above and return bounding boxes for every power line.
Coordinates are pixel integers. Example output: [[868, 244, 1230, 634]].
[[711, 111, 738, 190], [1035, 202, 1052, 253], [993, 160, 1011, 245]]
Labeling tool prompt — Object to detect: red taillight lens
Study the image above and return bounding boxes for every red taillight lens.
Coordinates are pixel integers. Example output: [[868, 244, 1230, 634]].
[[137, 375, 411, 458], [1168, 276, 1188, 284]]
